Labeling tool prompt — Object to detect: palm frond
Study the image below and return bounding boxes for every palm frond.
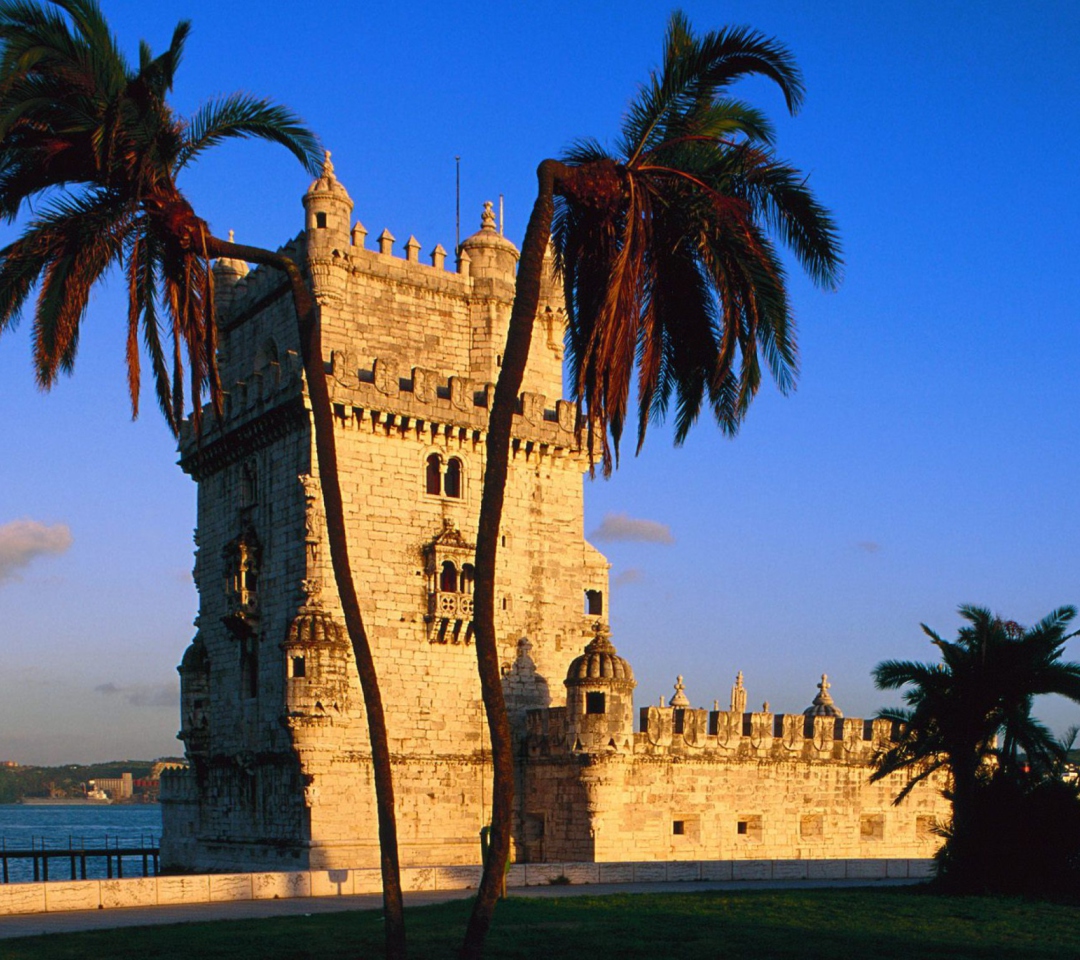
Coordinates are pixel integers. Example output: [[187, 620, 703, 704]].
[[177, 92, 321, 174]]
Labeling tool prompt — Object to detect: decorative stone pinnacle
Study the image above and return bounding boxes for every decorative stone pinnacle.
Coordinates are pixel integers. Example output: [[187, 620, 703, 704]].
[[322, 150, 335, 179], [730, 671, 748, 714], [481, 200, 496, 231], [804, 671, 843, 717], [670, 675, 690, 708], [585, 620, 615, 655], [228, 229, 235, 243]]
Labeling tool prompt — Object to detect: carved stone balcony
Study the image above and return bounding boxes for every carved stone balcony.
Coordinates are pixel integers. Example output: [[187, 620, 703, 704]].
[[427, 591, 473, 620]]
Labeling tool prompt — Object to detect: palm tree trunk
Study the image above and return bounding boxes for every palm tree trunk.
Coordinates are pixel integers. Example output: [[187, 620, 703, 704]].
[[205, 234, 408, 960], [461, 158, 572, 960]]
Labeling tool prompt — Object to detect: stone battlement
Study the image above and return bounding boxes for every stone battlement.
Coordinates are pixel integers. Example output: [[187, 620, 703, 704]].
[[527, 705, 897, 764]]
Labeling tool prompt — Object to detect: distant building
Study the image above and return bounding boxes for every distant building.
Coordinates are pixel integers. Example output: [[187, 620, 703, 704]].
[[161, 156, 949, 873], [93, 772, 133, 800]]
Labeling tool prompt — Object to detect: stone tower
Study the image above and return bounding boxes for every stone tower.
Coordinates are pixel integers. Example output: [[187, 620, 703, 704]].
[[162, 158, 609, 872]]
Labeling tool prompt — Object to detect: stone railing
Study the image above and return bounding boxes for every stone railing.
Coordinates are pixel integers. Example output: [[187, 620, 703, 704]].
[[0, 857, 934, 916]]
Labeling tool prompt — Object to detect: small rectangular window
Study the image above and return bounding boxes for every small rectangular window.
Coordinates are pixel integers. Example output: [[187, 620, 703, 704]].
[[585, 692, 606, 715], [708, 712, 720, 736], [585, 590, 603, 616], [742, 714, 753, 737], [863, 719, 875, 741], [672, 820, 685, 835], [291, 656, 306, 679], [737, 815, 762, 841], [315, 211, 327, 228]]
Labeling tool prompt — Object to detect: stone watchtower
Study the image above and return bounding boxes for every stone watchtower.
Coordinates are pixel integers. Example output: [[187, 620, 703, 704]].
[[162, 156, 610, 873], [564, 623, 636, 753]]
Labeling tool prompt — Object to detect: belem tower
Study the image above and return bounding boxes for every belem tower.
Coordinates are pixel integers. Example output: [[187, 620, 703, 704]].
[[161, 156, 948, 872]]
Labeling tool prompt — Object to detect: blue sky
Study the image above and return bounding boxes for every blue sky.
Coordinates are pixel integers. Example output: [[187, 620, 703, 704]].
[[1, 1, 1079, 763]]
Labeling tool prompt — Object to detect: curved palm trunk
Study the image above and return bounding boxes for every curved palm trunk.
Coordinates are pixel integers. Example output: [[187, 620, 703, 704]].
[[462, 159, 581, 960], [203, 233, 407, 960]]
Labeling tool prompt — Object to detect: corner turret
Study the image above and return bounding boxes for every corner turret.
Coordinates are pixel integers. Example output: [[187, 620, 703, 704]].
[[564, 623, 636, 752], [303, 150, 353, 243], [212, 230, 249, 317], [459, 200, 518, 288]]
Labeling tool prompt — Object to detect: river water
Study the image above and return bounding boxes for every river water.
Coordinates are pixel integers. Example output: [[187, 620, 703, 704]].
[[0, 804, 162, 884]]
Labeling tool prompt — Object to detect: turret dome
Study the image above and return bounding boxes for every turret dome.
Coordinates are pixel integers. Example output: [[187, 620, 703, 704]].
[[459, 200, 518, 282], [803, 673, 844, 718], [305, 150, 352, 205], [566, 623, 635, 687]]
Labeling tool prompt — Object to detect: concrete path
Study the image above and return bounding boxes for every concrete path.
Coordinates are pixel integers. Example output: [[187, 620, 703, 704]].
[[0, 877, 918, 940]]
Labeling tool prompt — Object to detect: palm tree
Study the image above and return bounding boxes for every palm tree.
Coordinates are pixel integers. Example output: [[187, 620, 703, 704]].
[[0, 3, 407, 956], [463, 12, 841, 956], [871, 604, 1080, 881]]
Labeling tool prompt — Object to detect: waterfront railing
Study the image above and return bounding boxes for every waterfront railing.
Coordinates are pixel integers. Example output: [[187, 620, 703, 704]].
[[0, 835, 159, 883]]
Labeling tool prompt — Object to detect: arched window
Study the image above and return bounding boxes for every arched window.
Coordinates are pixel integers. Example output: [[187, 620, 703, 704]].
[[444, 458, 462, 498], [426, 454, 442, 495], [460, 563, 475, 595], [440, 561, 458, 593]]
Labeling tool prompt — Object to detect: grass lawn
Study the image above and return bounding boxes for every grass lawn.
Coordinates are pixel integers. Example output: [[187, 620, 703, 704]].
[[3, 887, 1078, 959]]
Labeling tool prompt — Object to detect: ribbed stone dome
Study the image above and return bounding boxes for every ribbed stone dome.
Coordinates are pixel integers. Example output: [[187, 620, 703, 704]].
[[566, 626, 635, 686], [305, 150, 352, 205], [803, 673, 844, 717], [180, 634, 207, 671], [213, 231, 249, 284], [285, 611, 346, 647], [459, 201, 518, 279]]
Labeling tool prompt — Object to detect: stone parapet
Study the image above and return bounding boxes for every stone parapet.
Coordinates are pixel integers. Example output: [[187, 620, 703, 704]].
[[0, 858, 935, 916]]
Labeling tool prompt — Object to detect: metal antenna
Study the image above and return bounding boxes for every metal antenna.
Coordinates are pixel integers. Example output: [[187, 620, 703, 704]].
[[455, 156, 461, 255]]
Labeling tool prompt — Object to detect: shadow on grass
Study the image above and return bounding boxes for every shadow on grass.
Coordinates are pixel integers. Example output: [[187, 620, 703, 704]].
[[4, 887, 1078, 960]]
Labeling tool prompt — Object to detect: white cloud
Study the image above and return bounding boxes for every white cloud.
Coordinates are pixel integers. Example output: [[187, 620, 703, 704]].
[[590, 512, 674, 544], [0, 519, 73, 583], [613, 568, 645, 587]]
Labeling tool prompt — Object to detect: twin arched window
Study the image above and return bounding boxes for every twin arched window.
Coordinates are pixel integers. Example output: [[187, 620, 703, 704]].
[[439, 560, 475, 594], [426, 454, 463, 498]]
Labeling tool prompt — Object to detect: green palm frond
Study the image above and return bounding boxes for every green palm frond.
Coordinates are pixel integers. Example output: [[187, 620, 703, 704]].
[[177, 92, 321, 175], [553, 11, 840, 471], [0, 0, 320, 432]]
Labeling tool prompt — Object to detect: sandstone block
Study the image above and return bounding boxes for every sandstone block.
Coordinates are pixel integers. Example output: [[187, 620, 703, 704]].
[[43, 880, 100, 912], [101, 877, 156, 909], [157, 875, 211, 904], [253, 871, 311, 899], [0, 882, 46, 915], [208, 874, 254, 901]]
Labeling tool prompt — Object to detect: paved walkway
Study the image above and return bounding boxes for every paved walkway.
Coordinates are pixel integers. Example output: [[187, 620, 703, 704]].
[[0, 877, 917, 940]]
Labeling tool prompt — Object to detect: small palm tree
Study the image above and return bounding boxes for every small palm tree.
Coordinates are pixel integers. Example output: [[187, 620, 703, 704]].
[[464, 12, 841, 957], [872, 605, 1080, 882], [0, 4, 406, 956]]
